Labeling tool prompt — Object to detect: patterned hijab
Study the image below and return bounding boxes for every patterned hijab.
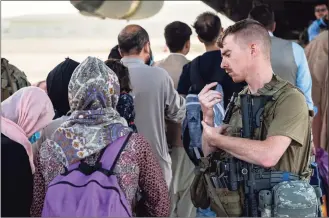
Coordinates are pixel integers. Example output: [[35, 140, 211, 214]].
[[41, 56, 131, 167]]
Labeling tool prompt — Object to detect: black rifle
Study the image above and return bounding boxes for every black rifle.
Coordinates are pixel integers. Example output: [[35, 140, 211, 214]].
[[211, 93, 302, 216], [223, 92, 238, 124], [240, 94, 273, 217], [218, 94, 272, 216]]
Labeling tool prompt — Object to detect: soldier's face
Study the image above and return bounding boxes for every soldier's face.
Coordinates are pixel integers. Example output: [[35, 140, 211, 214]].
[[220, 35, 250, 83]]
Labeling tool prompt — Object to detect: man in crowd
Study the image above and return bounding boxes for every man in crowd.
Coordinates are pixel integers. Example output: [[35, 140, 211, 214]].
[[305, 30, 328, 151], [177, 12, 245, 108], [118, 24, 186, 188], [155, 21, 196, 217], [308, 3, 328, 41]]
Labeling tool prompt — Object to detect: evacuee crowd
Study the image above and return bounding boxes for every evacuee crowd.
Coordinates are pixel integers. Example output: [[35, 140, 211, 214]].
[[1, 3, 328, 218]]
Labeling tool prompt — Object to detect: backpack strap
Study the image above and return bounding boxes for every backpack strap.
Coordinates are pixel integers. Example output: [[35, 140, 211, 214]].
[[71, 132, 132, 177], [99, 132, 132, 175]]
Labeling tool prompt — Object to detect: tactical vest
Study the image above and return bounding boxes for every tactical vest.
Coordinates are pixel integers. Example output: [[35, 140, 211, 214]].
[[1, 58, 31, 102], [190, 75, 315, 217]]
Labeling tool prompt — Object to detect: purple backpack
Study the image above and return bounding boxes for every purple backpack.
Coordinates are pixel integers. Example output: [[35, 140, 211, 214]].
[[42, 133, 132, 217]]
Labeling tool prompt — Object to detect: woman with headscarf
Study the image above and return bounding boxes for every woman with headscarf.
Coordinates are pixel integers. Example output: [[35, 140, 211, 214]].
[[34, 58, 80, 154], [1, 87, 54, 217], [105, 58, 137, 132], [31, 57, 170, 217], [46, 57, 80, 120]]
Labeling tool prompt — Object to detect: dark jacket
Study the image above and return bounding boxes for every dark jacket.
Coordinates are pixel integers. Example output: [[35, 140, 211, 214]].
[[177, 50, 246, 108], [1, 134, 33, 217]]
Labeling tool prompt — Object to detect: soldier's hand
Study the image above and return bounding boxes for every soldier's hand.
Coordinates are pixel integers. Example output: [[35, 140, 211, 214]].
[[201, 121, 229, 146], [201, 121, 218, 156], [198, 82, 222, 123], [201, 121, 230, 156]]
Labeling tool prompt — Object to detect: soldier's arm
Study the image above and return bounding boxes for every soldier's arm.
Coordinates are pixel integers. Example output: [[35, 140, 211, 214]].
[[205, 133, 291, 167], [203, 89, 309, 167]]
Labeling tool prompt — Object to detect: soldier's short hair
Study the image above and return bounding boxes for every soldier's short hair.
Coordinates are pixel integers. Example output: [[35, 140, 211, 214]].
[[218, 19, 271, 59]]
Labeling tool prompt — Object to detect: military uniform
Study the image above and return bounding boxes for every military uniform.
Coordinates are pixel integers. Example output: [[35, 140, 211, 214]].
[[1, 58, 30, 102], [191, 74, 315, 217], [228, 74, 312, 176]]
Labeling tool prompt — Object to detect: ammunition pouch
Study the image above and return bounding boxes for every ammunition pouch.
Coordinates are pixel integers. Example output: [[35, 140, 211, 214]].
[[272, 180, 319, 217], [190, 164, 210, 209], [191, 157, 242, 217], [192, 157, 322, 217], [207, 183, 243, 217], [199, 151, 322, 217]]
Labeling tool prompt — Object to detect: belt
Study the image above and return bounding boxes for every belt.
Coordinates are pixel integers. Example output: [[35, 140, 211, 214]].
[[210, 170, 300, 189]]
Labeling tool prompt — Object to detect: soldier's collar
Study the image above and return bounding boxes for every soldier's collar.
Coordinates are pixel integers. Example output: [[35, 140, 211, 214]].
[[240, 74, 279, 100], [255, 74, 278, 95]]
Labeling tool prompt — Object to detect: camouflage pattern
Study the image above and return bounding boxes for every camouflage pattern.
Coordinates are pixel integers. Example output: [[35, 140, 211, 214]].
[[1, 58, 31, 102], [272, 180, 318, 217]]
